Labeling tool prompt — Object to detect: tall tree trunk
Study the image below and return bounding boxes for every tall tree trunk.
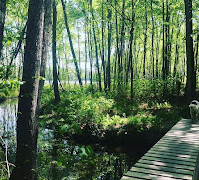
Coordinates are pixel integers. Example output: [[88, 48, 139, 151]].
[[85, 22, 87, 84], [61, 0, 82, 86], [165, 0, 170, 77], [10, 0, 45, 179], [77, 25, 81, 75], [156, 24, 160, 78], [88, 20, 93, 92], [184, 0, 196, 101], [195, 33, 199, 73], [151, 0, 155, 79], [143, 0, 147, 78], [118, 0, 125, 87], [5, 23, 27, 79], [52, 0, 60, 102], [168, 16, 174, 74], [173, 15, 180, 78], [0, 0, 6, 60], [130, 0, 134, 99], [90, 0, 102, 91], [162, 0, 165, 80], [101, 0, 107, 90], [115, 0, 120, 87], [38, 0, 52, 106], [107, 0, 112, 91]]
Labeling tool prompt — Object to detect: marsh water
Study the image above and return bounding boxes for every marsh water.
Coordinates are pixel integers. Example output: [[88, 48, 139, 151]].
[[0, 99, 142, 180]]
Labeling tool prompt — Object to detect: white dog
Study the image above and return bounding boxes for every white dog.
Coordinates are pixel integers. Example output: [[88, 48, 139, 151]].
[[189, 100, 199, 123]]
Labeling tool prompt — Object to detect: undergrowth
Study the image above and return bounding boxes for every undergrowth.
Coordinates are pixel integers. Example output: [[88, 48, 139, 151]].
[[40, 84, 188, 145]]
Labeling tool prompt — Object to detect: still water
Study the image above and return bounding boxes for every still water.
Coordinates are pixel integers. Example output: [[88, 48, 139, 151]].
[[0, 99, 135, 180]]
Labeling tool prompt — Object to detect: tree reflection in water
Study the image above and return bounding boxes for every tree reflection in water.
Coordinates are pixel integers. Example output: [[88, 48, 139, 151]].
[[0, 100, 134, 180]]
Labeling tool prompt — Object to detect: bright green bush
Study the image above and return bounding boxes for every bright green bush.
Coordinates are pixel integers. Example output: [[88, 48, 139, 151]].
[[0, 79, 20, 100], [40, 85, 182, 143]]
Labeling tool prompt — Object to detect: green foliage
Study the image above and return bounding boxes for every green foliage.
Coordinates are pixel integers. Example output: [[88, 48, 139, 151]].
[[40, 85, 183, 146], [0, 162, 8, 180], [133, 77, 183, 103], [0, 79, 20, 100]]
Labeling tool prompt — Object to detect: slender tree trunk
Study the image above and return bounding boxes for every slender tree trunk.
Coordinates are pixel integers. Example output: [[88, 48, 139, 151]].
[[88, 19, 93, 92], [143, 0, 147, 78], [130, 0, 134, 99], [10, 0, 45, 179], [184, 0, 196, 101], [52, 0, 60, 101], [38, 0, 52, 107], [101, 0, 107, 90], [77, 25, 81, 75], [173, 15, 180, 78], [156, 25, 160, 78], [85, 22, 87, 84], [90, 0, 102, 91], [61, 0, 82, 86], [165, 0, 170, 77], [0, 0, 6, 60], [162, 0, 165, 80], [115, 0, 120, 87], [5, 23, 27, 79], [151, 0, 155, 79], [118, 0, 125, 87], [168, 16, 174, 74], [195, 33, 199, 73], [107, 0, 112, 91]]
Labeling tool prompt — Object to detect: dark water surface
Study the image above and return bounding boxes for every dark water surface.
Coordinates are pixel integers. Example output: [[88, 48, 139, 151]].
[[0, 99, 140, 180]]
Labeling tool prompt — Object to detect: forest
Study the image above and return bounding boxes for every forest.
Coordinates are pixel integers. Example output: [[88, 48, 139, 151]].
[[0, 0, 198, 179]]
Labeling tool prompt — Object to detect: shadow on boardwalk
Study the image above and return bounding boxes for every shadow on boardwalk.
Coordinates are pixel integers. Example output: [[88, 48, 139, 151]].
[[121, 119, 199, 180]]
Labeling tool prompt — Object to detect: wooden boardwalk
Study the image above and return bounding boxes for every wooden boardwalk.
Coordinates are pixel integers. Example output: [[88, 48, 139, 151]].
[[121, 119, 199, 180]]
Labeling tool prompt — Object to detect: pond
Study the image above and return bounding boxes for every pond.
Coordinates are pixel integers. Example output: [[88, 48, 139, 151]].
[[0, 99, 146, 180]]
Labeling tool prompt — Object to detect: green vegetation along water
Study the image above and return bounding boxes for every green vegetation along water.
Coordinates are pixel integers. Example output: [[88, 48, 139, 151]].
[[0, 87, 189, 180], [0, 99, 138, 180]]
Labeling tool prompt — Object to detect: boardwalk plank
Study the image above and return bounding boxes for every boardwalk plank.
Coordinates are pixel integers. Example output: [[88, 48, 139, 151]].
[[148, 149, 196, 159], [130, 167, 192, 180], [135, 162, 193, 175], [151, 146, 198, 156], [121, 119, 199, 180], [145, 152, 196, 163], [138, 159, 195, 171], [153, 143, 199, 152], [123, 172, 180, 180], [142, 155, 195, 166]]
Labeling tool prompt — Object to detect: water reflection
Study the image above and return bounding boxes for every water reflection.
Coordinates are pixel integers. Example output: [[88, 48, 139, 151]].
[[0, 99, 17, 153], [0, 100, 133, 180]]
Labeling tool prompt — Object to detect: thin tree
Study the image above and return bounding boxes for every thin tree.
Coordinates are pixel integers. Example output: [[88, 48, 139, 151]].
[[61, 0, 82, 86], [165, 0, 170, 77], [173, 14, 180, 78], [52, 0, 60, 101], [107, 0, 112, 91], [143, 0, 148, 77], [184, 0, 196, 101], [101, 0, 107, 90], [162, 0, 165, 80], [10, 0, 45, 179], [5, 23, 27, 79], [0, 0, 6, 60], [38, 0, 52, 105], [90, 0, 102, 91], [130, 0, 135, 99], [115, 0, 120, 86], [118, 0, 125, 87], [84, 22, 88, 84], [150, 0, 155, 79]]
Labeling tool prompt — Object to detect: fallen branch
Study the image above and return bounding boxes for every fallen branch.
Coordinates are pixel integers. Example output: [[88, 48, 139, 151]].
[[0, 136, 10, 178]]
